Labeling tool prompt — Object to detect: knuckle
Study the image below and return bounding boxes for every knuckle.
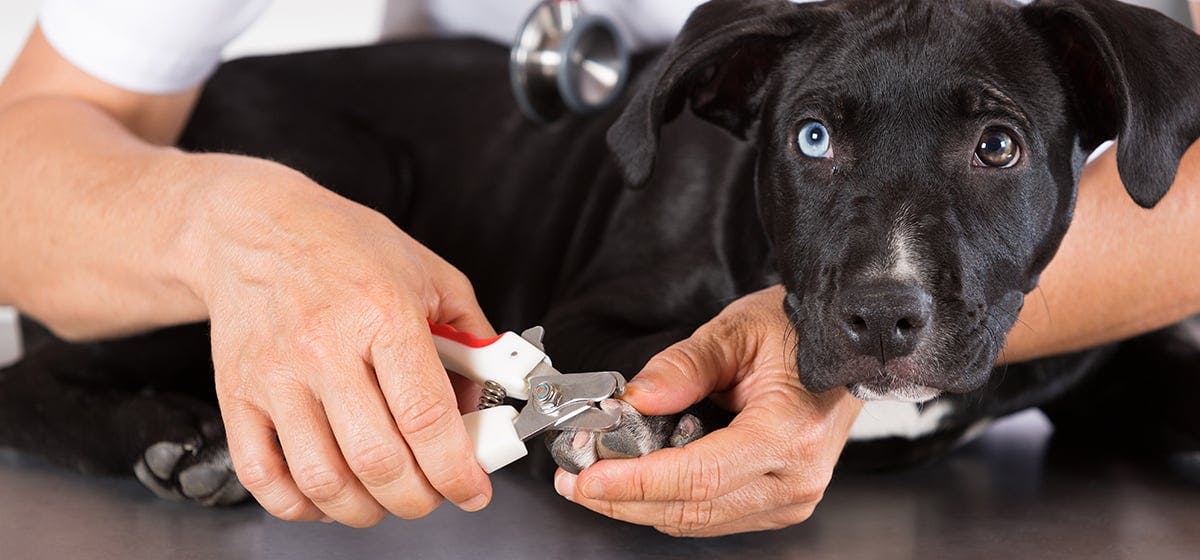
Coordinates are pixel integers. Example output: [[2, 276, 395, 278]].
[[413, 495, 444, 519], [653, 346, 706, 385], [295, 466, 351, 504], [347, 509, 389, 529], [656, 525, 689, 538], [592, 499, 617, 520], [683, 454, 722, 502], [272, 498, 315, 522], [394, 492, 444, 520], [236, 459, 282, 493], [668, 501, 715, 532], [394, 392, 456, 441], [795, 482, 827, 506], [292, 322, 339, 364], [346, 444, 409, 487], [706, 312, 743, 342], [773, 505, 817, 529], [357, 289, 400, 326], [446, 268, 475, 297], [791, 505, 817, 525], [630, 468, 650, 501]]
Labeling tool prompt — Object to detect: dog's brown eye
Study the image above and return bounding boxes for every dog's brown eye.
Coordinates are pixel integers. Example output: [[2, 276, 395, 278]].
[[974, 129, 1019, 168]]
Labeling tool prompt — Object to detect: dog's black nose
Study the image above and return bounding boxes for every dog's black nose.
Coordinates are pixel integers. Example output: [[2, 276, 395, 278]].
[[838, 281, 933, 359]]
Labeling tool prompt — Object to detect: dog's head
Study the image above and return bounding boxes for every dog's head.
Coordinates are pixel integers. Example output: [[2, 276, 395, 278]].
[[608, 0, 1200, 401]]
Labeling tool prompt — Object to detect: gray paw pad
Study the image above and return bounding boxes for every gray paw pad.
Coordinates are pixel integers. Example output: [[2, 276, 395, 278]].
[[547, 399, 704, 474], [134, 429, 249, 507]]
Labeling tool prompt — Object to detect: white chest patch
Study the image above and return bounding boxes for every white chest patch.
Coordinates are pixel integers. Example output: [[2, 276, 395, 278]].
[[848, 399, 956, 441]]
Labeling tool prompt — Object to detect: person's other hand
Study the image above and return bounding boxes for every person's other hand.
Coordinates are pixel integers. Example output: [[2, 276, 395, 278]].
[[182, 154, 494, 526], [552, 286, 862, 536]]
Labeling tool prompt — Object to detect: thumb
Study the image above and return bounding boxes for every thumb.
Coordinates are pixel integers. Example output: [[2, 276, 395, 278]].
[[622, 332, 739, 416]]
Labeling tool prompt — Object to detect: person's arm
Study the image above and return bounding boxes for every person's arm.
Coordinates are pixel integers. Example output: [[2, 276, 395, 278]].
[[1001, 141, 1200, 363], [0, 29, 494, 525], [0, 29, 206, 334]]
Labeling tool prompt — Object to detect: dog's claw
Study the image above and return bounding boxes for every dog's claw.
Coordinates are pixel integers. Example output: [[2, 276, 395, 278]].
[[547, 399, 703, 474], [669, 414, 704, 448]]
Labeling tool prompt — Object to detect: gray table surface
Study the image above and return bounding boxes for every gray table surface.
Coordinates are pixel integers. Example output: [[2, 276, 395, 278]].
[[2, 411, 1198, 560]]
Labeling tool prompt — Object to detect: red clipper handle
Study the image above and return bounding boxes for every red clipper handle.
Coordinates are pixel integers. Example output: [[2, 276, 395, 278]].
[[428, 320, 503, 348]]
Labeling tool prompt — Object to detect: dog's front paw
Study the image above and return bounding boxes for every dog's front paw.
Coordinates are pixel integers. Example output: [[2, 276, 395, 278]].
[[133, 419, 249, 507], [547, 399, 703, 474]]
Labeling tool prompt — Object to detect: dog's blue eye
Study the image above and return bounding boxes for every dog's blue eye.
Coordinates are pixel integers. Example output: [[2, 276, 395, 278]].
[[796, 120, 831, 158]]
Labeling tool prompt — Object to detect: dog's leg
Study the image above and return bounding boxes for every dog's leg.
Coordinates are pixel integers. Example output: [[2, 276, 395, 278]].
[[1040, 316, 1200, 483], [0, 325, 248, 506]]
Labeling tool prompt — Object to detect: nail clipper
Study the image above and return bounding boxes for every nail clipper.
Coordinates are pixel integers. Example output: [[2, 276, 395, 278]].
[[428, 321, 625, 473]]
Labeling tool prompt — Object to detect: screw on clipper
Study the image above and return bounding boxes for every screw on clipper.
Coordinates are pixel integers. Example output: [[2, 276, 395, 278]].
[[532, 381, 561, 409]]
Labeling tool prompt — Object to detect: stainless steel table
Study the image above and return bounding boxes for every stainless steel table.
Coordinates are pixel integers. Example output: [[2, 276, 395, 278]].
[[2, 411, 1197, 559]]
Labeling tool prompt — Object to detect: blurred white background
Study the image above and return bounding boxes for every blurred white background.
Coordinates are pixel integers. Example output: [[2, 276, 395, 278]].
[[0, 0, 408, 77], [1, 0, 1195, 77]]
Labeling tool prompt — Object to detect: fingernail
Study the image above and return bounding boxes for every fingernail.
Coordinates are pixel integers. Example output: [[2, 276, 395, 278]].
[[626, 378, 656, 395], [554, 472, 577, 501], [460, 493, 490, 512], [320, 516, 334, 524], [581, 478, 604, 500]]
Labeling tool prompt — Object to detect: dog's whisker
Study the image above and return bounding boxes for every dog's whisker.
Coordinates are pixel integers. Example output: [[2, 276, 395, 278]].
[[1035, 286, 1053, 325]]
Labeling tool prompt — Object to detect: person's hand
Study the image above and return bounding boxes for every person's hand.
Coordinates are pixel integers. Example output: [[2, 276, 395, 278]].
[[181, 154, 494, 526], [552, 286, 863, 536]]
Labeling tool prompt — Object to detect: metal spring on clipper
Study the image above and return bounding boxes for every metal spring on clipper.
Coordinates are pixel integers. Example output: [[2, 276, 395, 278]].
[[478, 380, 507, 410]]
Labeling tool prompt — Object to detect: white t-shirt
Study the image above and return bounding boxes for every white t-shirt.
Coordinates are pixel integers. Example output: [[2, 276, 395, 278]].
[[38, 0, 709, 94]]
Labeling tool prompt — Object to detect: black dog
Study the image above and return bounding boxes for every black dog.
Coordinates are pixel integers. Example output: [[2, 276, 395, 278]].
[[2, 0, 1199, 507]]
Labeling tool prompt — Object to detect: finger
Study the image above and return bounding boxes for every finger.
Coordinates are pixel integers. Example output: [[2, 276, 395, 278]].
[[271, 390, 387, 527], [569, 387, 802, 503], [221, 404, 324, 522], [566, 418, 780, 504], [621, 326, 739, 416], [317, 356, 447, 518], [424, 256, 495, 338], [559, 469, 802, 532], [372, 317, 492, 510], [655, 503, 817, 538], [625, 285, 791, 415]]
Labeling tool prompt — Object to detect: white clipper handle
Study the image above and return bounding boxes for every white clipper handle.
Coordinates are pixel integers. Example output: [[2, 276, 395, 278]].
[[429, 322, 546, 472], [463, 405, 527, 473], [432, 330, 547, 401]]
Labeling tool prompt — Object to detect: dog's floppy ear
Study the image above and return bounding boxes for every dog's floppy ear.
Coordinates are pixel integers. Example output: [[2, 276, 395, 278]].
[[606, 0, 826, 187], [1023, 0, 1200, 208]]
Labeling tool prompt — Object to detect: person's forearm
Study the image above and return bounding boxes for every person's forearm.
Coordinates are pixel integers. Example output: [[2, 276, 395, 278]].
[[1001, 141, 1200, 363], [0, 96, 211, 339]]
